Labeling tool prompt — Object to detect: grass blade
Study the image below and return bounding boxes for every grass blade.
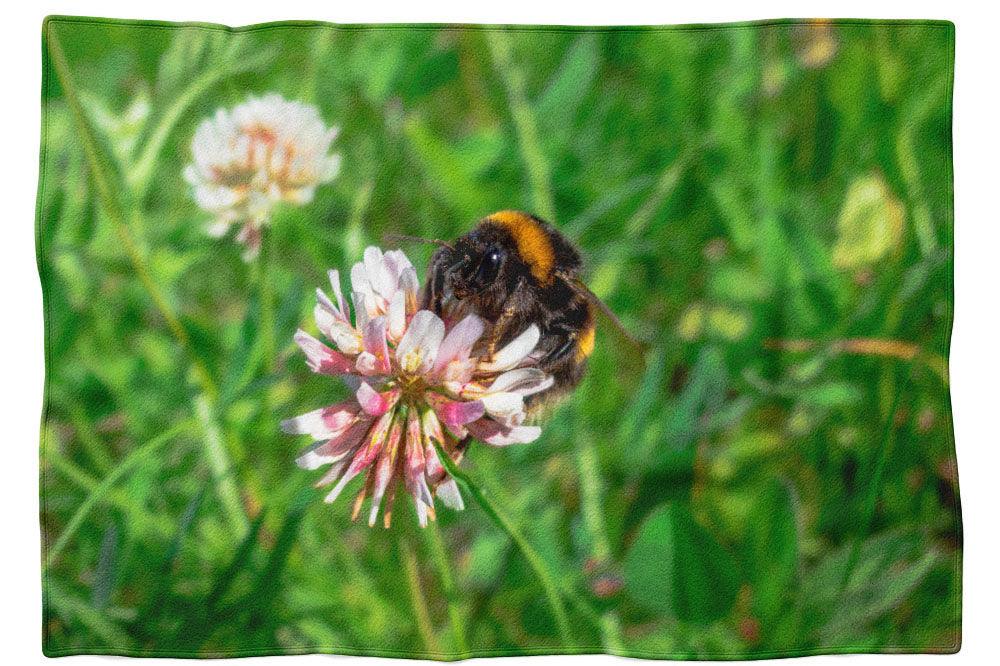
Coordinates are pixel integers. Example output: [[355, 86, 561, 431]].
[[44, 419, 196, 570], [205, 509, 267, 611]]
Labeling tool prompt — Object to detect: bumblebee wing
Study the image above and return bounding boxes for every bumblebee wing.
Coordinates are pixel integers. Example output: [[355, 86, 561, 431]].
[[563, 274, 648, 354]]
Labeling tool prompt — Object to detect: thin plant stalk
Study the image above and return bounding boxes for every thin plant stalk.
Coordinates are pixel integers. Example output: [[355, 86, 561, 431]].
[[46, 450, 173, 540], [46, 451, 99, 492], [598, 613, 625, 653], [195, 396, 250, 536], [625, 155, 687, 239], [573, 431, 626, 650], [44, 419, 196, 569], [476, 462, 612, 639], [486, 31, 556, 221], [400, 537, 441, 654], [424, 521, 470, 654], [65, 401, 114, 473], [574, 434, 613, 564], [896, 76, 949, 258], [256, 227, 277, 374], [763, 337, 948, 385], [429, 439, 573, 644], [838, 362, 911, 594]]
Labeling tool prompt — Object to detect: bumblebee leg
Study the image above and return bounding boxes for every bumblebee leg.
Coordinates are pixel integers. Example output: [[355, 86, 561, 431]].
[[542, 336, 577, 366], [485, 278, 526, 357], [422, 248, 449, 311], [486, 301, 518, 356]]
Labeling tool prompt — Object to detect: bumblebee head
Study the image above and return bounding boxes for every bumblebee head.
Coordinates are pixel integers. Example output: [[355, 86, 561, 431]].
[[422, 210, 585, 321], [454, 209, 581, 286], [445, 222, 518, 301]]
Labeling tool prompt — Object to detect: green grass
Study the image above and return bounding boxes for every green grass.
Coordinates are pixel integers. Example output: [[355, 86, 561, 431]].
[[38, 17, 959, 658]]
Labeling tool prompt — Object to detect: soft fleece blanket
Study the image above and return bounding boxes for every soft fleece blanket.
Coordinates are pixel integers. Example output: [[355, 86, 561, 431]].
[[37, 16, 959, 659]]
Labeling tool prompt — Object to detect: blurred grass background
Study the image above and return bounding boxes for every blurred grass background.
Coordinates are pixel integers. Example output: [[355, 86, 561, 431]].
[[38, 17, 958, 657]]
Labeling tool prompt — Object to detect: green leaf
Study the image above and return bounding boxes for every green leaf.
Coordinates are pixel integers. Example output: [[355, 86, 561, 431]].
[[832, 173, 905, 269], [624, 502, 740, 625], [615, 345, 668, 447]]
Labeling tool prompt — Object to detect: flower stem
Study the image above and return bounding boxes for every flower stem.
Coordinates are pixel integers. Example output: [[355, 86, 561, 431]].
[[598, 612, 626, 653], [400, 536, 441, 654], [64, 399, 114, 473], [896, 76, 948, 258], [838, 363, 911, 594], [429, 440, 573, 644], [257, 229, 276, 374], [624, 153, 687, 239], [424, 521, 470, 654]]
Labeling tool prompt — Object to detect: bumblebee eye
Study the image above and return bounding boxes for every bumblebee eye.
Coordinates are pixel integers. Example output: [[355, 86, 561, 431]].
[[474, 246, 504, 284]]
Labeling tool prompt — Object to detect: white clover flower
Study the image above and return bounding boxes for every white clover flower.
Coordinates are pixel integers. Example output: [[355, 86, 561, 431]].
[[184, 93, 341, 260], [283, 246, 552, 527]]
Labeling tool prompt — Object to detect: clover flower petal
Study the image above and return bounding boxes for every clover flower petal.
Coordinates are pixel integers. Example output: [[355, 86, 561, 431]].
[[396, 311, 446, 376], [478, 324, 541, 373], [185, 94, 340, 260]]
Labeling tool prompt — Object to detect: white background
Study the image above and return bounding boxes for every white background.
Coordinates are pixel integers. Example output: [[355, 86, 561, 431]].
[[3, 1, 997, 664]]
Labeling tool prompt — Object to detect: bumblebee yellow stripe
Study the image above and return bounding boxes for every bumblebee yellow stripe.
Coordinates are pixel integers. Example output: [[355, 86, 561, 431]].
[[575, 320, 596, 361], [488, 210, 555, 284]]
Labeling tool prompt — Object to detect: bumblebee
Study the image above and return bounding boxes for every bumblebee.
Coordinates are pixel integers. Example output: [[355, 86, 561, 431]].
[[420, 210, 618, 413]]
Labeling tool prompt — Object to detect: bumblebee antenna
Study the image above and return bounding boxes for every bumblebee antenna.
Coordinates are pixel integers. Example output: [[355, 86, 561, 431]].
[[382, 233, 453, 251]]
